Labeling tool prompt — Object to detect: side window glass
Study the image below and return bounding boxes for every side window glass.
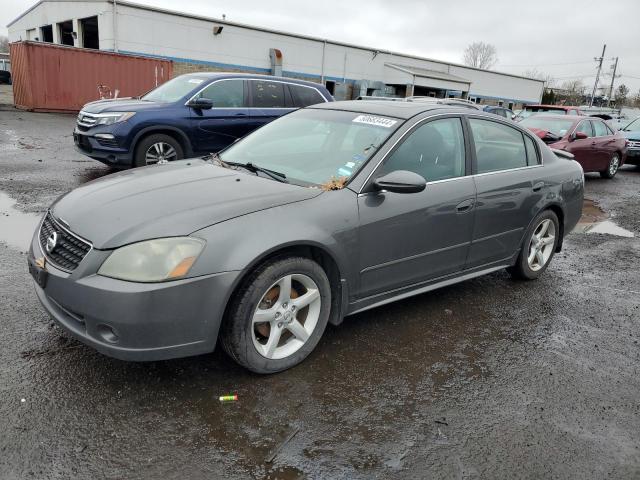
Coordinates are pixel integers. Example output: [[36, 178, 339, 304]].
[[290, 84, 325, 107], [593, 121, 608, 137], [469, 119, 527, 173], [568, 110, 578, 116], [250, 81, 286, 108], [379, 118, 466, 182], [576, 121, 594, 137], [524, 135, 539, 165], [198, 80, 244, 107]]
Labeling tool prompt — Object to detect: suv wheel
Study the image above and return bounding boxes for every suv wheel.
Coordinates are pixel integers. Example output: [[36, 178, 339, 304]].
[[134, 133, 184, 167], [221, 256, 331, 374]]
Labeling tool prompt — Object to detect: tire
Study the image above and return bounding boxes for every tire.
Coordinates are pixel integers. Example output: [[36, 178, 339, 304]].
[[220, 256, 331, 374], [600, 153, 620, 179], [509, 210, 560, 280], [134, 133, 184, 167]]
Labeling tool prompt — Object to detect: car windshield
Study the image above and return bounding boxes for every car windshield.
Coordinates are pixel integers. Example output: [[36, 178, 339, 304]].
[[520, 117, 576, 137], [624, 117, 640, 131], [141, 76, 206, 103], [219, 108, 402, 186]]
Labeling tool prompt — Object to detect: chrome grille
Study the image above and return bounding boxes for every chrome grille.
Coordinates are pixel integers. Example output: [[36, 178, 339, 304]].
[[39, 212, 92, 272], [628, 140, 640, 149], [77, 111, 98, 128]]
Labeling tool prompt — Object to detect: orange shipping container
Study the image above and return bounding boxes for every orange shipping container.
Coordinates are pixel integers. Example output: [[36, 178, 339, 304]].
[[10, 41, 173, 113]]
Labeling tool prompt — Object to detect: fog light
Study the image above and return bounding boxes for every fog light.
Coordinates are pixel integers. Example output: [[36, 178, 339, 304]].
[[94, 133, 115, 140], [96, 324, 119, 344]]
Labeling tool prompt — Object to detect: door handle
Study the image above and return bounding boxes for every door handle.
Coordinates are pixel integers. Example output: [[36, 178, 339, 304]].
[[532, 181, 545, 192], [234, 112, 247, 116], [456, 198, 475, 213], [591, 141, 596, 145]]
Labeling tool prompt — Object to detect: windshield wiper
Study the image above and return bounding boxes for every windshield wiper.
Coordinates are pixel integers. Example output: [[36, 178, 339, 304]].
[[208, 155, 288, 183]]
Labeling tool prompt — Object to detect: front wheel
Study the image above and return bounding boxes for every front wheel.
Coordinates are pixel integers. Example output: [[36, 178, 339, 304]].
[[600, 153, 620, 179], [134, 133, 184, 167], [509, 210, 559, 280], [221, 256, 331, 374]]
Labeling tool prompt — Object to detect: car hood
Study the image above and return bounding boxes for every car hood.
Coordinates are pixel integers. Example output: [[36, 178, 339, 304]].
[[622, 130, 640, 140], [51, 160, 322, 249], [81, 98, 168, 113]]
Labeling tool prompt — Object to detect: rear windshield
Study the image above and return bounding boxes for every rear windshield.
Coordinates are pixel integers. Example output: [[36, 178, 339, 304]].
[[520, 117, 576, 137], [142, 76, 206, 103]]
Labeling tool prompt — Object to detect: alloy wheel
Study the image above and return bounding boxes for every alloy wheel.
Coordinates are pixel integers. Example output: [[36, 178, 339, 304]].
[[609, 154, 620, 176], [527, 219, 556, 272], [145, 142, 177, 165], [251, 274, 321, 360]]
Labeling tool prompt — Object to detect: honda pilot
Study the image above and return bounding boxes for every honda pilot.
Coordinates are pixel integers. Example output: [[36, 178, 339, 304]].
[[73, 73, 333, 167]]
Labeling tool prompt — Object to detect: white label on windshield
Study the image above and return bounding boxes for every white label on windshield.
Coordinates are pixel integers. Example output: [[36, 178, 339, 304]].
[[353, 115, 398, 128], [188, 79, 204, 84]]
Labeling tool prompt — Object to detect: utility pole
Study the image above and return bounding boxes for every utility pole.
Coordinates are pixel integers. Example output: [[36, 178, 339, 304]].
[[590, 44, 606, 107], [607, 57, 619, 107]]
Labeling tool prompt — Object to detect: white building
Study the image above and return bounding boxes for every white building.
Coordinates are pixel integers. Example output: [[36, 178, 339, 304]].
[[8, 0, 544, 106]]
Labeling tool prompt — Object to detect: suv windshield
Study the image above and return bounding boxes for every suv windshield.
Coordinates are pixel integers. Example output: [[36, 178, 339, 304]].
[[520, 117, 576, 137], [219, 109, 402, 186], [142, 76, 207, 103]]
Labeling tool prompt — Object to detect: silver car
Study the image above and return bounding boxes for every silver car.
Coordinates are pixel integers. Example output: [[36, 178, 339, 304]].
[[28, 101, 584, 373]]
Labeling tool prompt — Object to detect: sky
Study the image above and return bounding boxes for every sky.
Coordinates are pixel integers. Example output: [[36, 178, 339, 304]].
[[2, 0, 640, 94]]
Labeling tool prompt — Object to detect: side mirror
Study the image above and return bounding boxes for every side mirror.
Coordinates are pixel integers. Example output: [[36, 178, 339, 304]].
[[188, 97, 214, 110], [571, 131, 588, 141], [373, 170, 426, 194]]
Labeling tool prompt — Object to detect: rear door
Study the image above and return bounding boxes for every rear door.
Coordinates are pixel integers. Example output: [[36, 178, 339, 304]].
[[592, 119, 616, 169], [247, 79, 295, 130], [188, 79, 249, 153], [565, 120, 597, 171], [357, 116, 476, 297], [466, 117, 545, 269]]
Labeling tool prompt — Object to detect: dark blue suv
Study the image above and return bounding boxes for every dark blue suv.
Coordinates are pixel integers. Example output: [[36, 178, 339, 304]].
[[73, 73, 334, 168]]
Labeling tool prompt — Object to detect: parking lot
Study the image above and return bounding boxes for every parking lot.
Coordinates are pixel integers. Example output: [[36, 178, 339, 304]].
[[0, 105, 639, 479]]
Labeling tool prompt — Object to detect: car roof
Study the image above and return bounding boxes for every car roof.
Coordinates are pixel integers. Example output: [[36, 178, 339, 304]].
[[523, 114, 601, 122], [310, 100, 477, 119], [524, 105, 580, 110]]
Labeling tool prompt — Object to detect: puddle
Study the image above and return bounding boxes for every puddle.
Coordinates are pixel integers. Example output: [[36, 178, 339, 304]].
[[573, 199, 634, 237], [0, 191, 42, 250]]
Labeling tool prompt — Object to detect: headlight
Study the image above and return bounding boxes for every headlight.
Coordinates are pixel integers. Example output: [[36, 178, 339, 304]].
[[94, 112, 136, 126], [98, 237, 205, 282]]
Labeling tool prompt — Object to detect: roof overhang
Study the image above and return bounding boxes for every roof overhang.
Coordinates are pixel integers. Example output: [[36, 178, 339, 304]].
[[384, 63, 471, 91]]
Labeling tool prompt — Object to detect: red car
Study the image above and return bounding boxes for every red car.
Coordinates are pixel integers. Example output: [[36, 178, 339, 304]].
[[521, 115, 627, 178]]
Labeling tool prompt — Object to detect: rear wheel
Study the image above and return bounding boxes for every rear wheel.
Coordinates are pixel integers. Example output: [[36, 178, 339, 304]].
[[600, 153, 620, 179], [134, 133, 184, 167], [221, 256, 331, 374], [509, 210, 559, 280]]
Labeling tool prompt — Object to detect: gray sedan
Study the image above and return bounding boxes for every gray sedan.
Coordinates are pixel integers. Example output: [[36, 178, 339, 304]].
[[28, 101, 584, 373]]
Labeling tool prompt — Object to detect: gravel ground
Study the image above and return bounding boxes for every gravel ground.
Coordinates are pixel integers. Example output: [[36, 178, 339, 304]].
[[0, 107, 639, 479]]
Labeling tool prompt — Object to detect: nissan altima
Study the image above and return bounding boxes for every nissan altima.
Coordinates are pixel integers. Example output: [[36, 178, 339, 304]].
[[28, 101, 584, 373]]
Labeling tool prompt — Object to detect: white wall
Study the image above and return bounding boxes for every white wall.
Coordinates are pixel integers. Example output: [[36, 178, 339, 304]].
[[8, 1, 543, 103]]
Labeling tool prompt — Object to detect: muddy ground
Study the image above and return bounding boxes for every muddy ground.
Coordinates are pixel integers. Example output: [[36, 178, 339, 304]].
[[0, 106, 639, 479]]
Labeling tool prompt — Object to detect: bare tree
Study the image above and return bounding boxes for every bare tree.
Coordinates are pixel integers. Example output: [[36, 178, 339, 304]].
[[463, 42, 497, 70], [559, 80, 586, 105], [522, 68, 555, 87], [0, 36, 8, 53], [614, 84, 629, 106]]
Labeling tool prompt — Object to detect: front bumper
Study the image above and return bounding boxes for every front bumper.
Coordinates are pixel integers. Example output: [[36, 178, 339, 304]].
[[29, 235, 240, 361], [625, 148, 640, 165], [73, 128, 133, 168]]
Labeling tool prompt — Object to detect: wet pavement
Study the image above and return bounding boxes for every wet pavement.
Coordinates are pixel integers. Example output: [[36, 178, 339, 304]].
[[1, 107, 639, 479]]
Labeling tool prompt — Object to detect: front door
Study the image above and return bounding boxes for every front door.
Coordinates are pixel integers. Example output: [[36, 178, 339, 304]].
[[357, 116, 476, 298], [565, 120, 598, 172], [592, 119, 616, 169], [189, 79, 250, 153], [466, 117, 545, 268]]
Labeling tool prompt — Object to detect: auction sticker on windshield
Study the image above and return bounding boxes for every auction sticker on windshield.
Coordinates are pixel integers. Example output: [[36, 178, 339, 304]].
[[353, 115, 398, 128]]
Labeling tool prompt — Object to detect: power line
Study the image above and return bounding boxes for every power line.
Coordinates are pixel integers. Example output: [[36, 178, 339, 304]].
[[499, 60, 597, 67]]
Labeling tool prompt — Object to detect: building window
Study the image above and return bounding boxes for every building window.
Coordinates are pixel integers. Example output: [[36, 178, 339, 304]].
[[508, 102, 514, 110], [40, 25, 53, 42], [79, 16, 99, 49], [498, 100, 504, 106], [57, 20, 74, 46]]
